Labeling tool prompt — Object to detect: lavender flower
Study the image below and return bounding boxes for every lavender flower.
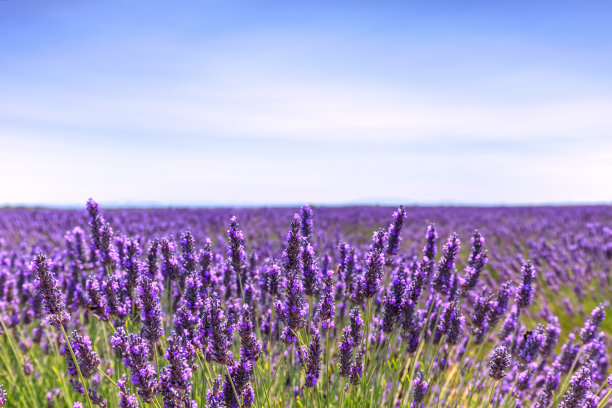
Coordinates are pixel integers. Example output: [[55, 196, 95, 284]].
[[558, 365, 592, 408], [303, 328, 322, 387], [227, 216, 248, 294], [205, 296, 233, 365], [317, 269, 335, 330], [138, 275, 163, 344], [516, 324, 545, 364], [118, 375, 139, 408], [579, 303, 605, 344], [64, 331, 100, 379], [349, 307, 364, 345], [239, 304, 262, 364], [433, 233, 460, 295], [410, 368, 429, 408], [338, 327, 354, 377], [160, 333, 195, 408], [533, 368, 561, 408], [386, 205, 406, 257], [301, 241, 318, 297], [516, 261, 536, 309], [421, 224, 438, 282], [360, 229, 386, 298], [540, 316, 561, 357], [489, 346, 511, 380], [33, 252, 70, 326], [300, 204, 314, 243], [460, 230, 488, 294], [0, 384, 6, 407]]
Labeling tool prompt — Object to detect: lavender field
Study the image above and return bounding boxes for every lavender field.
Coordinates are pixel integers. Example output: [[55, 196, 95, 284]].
[[0, 202, 610, 408]]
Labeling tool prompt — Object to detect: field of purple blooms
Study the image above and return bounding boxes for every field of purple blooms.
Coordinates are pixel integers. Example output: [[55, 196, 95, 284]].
[[0, 201, 610, 408]]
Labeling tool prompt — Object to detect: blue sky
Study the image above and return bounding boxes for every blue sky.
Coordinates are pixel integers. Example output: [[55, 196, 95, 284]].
[[1, 1, 611, 206]]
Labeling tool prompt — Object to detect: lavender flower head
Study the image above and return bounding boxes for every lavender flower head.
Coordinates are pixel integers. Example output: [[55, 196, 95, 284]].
[[360, 228, 386, 298], [410, 368, 429, 408], [460, 229, 488, 293], [558, 364, 592, 408], [138, 275, 164, 344], [489, 346, 511, 380], [317, 269, 335, 330], [118, 375, 139, 408], [541, 316, 561, 357], [338, 326, 354, 377], [33, 252, 70, 326], [386, 205, 406, 256], [580, 303, 606, 344], [303, 327, 322, 387], [239, 304, 262, 363], [422, 224, 438, 281], [300, 204, 314, 243], [433, 233, 461, 295], [64, 331, 100, 379], [517, 324, 545, 364], [516, 261, 536, 309], [160, 333, 195, 408], [301, 240, 319, 297]]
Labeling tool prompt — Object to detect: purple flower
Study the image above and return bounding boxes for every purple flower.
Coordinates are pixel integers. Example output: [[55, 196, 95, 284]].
[[554, 333, 580, 373], [160, 333, 195, 408], [227, 216, 248, 294], [533, 368, 561, 408], [516, 324, 545, 364], [541, 316, 561, 357], [303, 327, 322, 387], [300, 204, 314, 243], [198, 238, 214, 291], [433, 233, 460, 295], [33, 252, 70, 326], [579, 304, 605, 344], [360, 229, 386, 298], [460, 229, 488, 294], [239, 304, 262, 364], [488, 346, 511, 380], [63, 331, 100, 379], [410, 368, 429, 408], [138, 275, 164, 344], [317, 270, 335, 331], [487, 281, 513, 329], [301, 241, 318, 297], [118, 375, 139, 408], [558, 365, 592, 408], [205, 296, 233, 365], [422, 224, 438, 283], [338, 327, 354, 377], [516, 261, 536, 309], [349, 307, 364, 345], [386, 205, 406, 257]]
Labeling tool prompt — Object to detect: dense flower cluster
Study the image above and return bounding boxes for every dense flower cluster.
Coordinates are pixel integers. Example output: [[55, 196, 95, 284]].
[[0, 202, 610, 408]]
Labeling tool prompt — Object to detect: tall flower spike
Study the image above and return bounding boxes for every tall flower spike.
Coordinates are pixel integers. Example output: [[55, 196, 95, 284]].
[[410, 368, 429, 408], [360, 228, 386, 298], [433, 233, 460, 295], [300, 204, 314, 243], [64, 331, 100, 379], [239, 304, 262, 364], [558, 364, 592, 408], [118, 375, 139, 408], [488, 346, 511, 380], [338, 327, 354, 377], [386, 205, 407, 257], [516, 261, 536, 309], [422, 224, 438, 283], [302, 240, 318, 297], [275, 215, 307, 344], [227, 216, 247, 294], [317, 270, 335, 330], [138, 275, 164, 344], [304, 327, 322, 387], [179, 231, 197, 276], [33, 252, 70, 326], [460, 229, 488, 294], [540, 316, 561, 357], [349, 307, 364, 345], [580, 303, 605, 344], [160, 333, 195, 408], [517, 324, 545, 364]]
